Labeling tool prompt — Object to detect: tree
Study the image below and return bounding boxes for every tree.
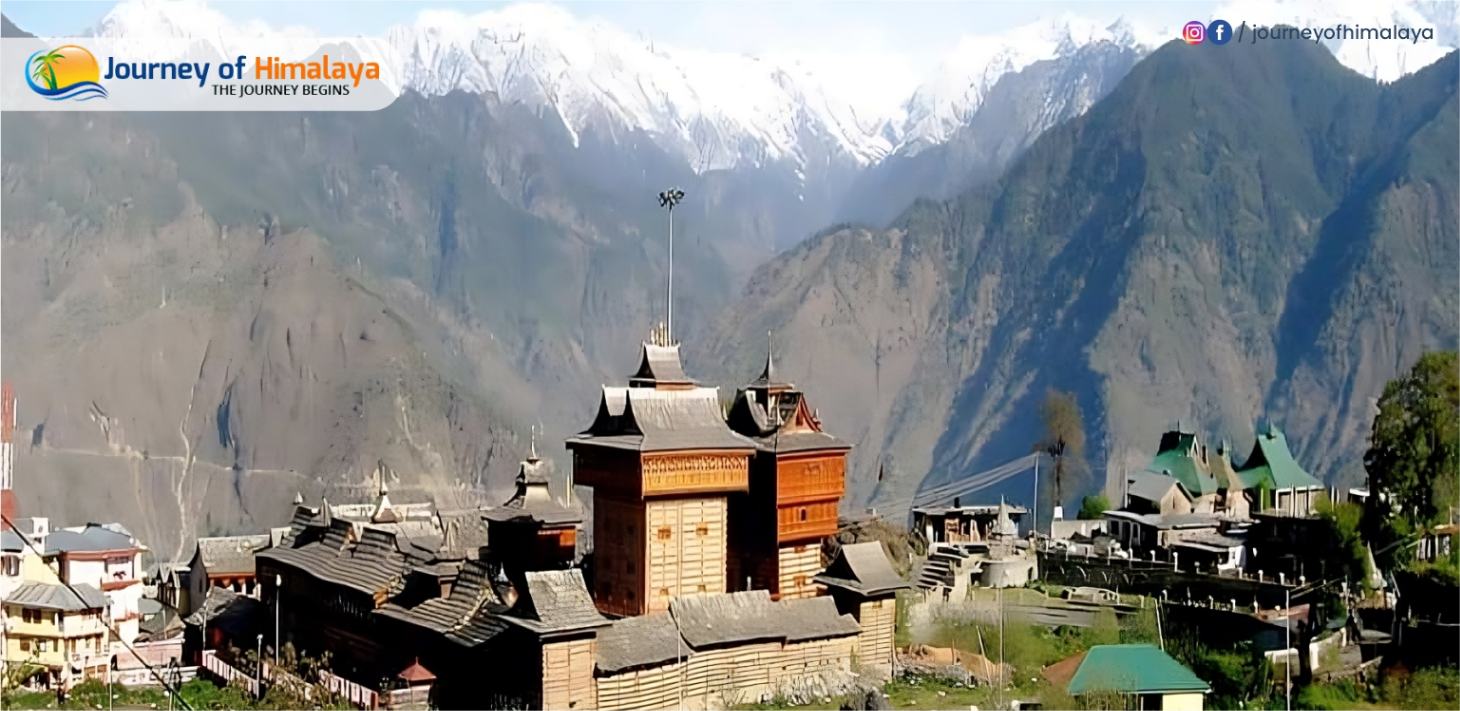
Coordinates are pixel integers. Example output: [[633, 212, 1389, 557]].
[[1363, 351, 1459, 567], [1035, 388, 1088, 511], [1078, 494, 1110, 520], [1316, 500, 1370, 587]]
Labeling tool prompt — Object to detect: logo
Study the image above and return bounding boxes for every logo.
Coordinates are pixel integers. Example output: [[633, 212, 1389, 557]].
[[1182, 21, 1206, 44], [1208, 19, 1233, 45], [26, 45, 108, 101]]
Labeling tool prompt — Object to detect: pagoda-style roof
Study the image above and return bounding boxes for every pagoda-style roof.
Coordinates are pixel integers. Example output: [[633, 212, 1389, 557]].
[[813, 541, 908, 597], [1236, 425, 1323, 491], [483, 452, 580, 527], [726, 388, 849, 454], [629, 342, 695, 389], [569, 385, 755, 453], [1145, 429, 1222, 497]]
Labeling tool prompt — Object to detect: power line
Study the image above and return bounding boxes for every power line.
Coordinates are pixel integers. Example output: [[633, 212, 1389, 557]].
[[2, 513, 194, 710]]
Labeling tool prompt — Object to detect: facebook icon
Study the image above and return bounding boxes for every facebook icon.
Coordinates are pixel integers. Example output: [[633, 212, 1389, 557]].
[[1207, 19, 1233, 45]]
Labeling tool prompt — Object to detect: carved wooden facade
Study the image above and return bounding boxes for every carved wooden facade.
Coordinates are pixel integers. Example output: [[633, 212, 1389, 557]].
[[586, 450, 749, 617], [730, 449, 848, 597]]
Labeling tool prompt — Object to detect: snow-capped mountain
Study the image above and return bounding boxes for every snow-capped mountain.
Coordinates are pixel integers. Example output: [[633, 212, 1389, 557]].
[[84, 0, 1458, 175], [891, 15, 1160, 156], [385, 4, 890, 172]]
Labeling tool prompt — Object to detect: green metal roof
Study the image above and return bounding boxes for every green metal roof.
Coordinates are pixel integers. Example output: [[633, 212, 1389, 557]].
[[1067, 644, 1210, 696], [1147, 449, 1220, 496], [1236, 426, 1323, 490]]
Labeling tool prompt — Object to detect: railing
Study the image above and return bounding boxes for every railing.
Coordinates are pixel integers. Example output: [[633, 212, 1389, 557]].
[[320, 669, 380, 709], [110, 666, 198, 687], [201, 649, 261, 698]]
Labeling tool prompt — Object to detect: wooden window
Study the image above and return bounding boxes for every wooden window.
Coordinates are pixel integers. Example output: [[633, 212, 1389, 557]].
[[799, 508, 808, 522], [19, 639, 29, 652]]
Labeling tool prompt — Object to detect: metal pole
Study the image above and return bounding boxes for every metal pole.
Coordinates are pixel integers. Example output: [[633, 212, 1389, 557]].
[[274, 574, 281, 671], [1032, 455, 1040, 534], [1285, 587, 1292, 711], [666, 203, 674, 342], [256, 634, 263, 700]]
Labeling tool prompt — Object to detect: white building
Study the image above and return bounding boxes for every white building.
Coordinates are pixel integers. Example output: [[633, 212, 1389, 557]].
[[42, 523, 146, 649]]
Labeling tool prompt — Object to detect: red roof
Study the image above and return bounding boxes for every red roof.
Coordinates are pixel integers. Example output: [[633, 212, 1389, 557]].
[[397, 659, 436, 683]]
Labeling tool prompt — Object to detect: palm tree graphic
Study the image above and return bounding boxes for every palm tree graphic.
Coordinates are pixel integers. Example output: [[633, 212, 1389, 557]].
[[31, 50, 64, 91]]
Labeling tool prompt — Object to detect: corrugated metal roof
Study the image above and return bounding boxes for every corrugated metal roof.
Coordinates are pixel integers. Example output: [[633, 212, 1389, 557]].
[[1237, 426, 1323, 491], [43, 524, 137, 554], [1125, 471, 1188, 506], [1067, 645, 1209, 695], [6, 581, 106, 611], [814, 541, 908, 596]]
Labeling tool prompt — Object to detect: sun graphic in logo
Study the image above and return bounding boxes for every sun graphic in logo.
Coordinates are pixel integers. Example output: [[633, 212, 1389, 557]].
[[26, 45, 108, 101]]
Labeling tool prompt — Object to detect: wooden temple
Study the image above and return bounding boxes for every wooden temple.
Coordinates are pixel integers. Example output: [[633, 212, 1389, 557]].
[[725, 346, 850, 599], [567, 332, 757, 616]]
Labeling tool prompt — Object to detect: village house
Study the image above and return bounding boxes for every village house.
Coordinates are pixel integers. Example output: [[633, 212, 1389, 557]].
[[1046, 644, 1210, 710], [911, 500, 1027, 545], [42, 523, 146, 646], [2, 581, 110, 688], [179, 533, 277, 616]]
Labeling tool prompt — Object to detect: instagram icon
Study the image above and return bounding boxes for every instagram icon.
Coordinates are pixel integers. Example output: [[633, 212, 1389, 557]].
[[1182, 21, 1206, 44]]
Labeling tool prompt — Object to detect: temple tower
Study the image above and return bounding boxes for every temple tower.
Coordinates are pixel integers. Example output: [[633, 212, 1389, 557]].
[[725, 347, 850, 599], [568, 333, 756, 616]]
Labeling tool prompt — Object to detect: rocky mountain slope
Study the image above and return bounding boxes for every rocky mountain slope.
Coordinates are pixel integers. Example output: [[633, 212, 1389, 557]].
[[698, 41, 1459, 513]]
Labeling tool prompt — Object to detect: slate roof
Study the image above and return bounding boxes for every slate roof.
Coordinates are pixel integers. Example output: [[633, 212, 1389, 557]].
[[629, 342, 694, 387], [258, 519, 421, 597], [6, 581, 106, 611], [725, 390, 850, 454], [184, 588, 263, 638], [44, 524, 138, 554], [1067, 645, 1209, 695], [377, 560, 510, 647], [196, 534, 272, 576], [502, 569, 609, 636], [436, 509, 492, 559], [814, 541, 909, 596], [482, 456, 580, 527], [669, 591, 858, 649], [568, 386, 757, 453], [594, 612, 685, 674], [1236, 426, 1323, 491]]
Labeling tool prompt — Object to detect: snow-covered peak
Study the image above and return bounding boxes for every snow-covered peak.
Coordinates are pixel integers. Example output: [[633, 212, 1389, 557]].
[[387, 3, 889, 171], [894, 14, 1158, 154], [1216, 0, 1458, 82]]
